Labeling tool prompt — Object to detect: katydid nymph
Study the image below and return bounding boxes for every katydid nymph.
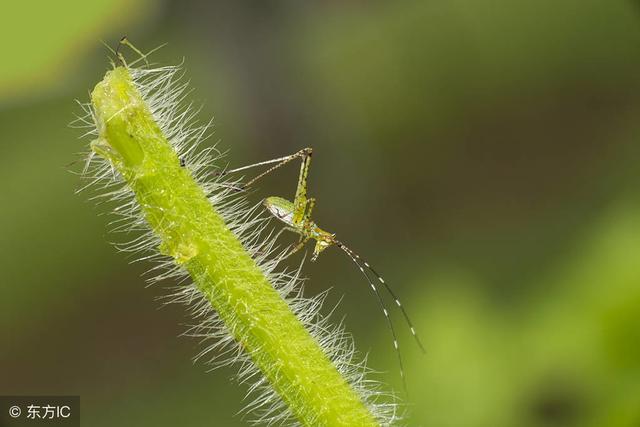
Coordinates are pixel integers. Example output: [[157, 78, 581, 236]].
[[222, 147, 426, 391]]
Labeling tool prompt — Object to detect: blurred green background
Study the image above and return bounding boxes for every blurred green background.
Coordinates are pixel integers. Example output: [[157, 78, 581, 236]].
[[2, 1, 640, 426]]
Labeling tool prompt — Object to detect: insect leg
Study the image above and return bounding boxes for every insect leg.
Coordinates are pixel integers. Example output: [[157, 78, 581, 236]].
[[292, 148, 312, 225], [221, 148, 310, 190], [284, 237, 310, 260], [303, 198, 316, 222], [115, 36, 150, 67], [253, 226, 298, 260], [271, 226, 298, 243]]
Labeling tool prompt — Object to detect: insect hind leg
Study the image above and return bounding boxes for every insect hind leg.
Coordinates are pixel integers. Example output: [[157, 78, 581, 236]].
[[220, 148, 311, 191]]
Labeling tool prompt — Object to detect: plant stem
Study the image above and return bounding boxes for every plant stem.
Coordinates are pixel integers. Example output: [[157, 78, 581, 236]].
[[90, 66, 380, 426]]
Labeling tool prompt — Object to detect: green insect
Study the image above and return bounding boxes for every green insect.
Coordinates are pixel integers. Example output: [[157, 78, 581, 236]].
[[222, 147, 426, 388]]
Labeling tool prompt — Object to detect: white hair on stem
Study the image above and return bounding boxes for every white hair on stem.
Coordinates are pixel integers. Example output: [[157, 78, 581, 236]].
[[72, 56, 401, 426]]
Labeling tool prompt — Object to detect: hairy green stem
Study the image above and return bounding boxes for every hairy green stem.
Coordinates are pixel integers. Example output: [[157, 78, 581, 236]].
[[90, 66, 379, 426]]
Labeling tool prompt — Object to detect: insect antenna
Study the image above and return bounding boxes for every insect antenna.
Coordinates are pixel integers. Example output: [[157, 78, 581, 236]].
[[336, 241, 426, 353], [357, 256, 426, 355], [334, 240, 408, 394]]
